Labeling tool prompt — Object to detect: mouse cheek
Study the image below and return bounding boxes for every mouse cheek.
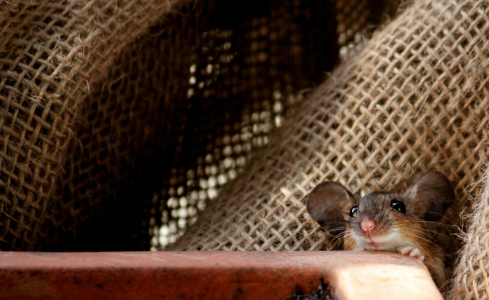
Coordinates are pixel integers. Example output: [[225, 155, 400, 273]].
[[347, 222, 361, 238]]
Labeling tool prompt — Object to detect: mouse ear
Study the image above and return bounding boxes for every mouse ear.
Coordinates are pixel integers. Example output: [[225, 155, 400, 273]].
[[404, 171, 455, 222], [305, 181, 354, 235]]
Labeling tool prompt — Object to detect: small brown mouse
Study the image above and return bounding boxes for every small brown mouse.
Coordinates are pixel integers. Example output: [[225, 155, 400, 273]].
[[305, 171, 457, 288]]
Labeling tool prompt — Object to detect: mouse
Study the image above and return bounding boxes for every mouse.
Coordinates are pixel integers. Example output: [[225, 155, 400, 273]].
[[305, 171, 457, 288]]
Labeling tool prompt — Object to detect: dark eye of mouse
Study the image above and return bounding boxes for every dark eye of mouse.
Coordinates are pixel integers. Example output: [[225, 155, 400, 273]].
[[390, 199, 406, 213], [349, 206, 359, 218]]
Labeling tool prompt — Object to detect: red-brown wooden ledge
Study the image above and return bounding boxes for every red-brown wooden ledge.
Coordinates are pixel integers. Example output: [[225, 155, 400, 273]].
[[0, 251, 442, 300]]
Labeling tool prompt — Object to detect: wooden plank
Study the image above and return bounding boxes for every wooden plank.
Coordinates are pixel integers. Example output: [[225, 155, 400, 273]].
[[0, 251, 442, 300]]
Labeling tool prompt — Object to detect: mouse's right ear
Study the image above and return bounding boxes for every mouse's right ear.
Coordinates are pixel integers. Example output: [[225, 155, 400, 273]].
[[404, 170, 455, 222], [305, 181, 354, 235]]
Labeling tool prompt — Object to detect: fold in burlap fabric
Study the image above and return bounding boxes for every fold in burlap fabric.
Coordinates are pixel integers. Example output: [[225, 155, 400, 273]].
[[169, 0, 489, 296], [0, 0, 187, 250]]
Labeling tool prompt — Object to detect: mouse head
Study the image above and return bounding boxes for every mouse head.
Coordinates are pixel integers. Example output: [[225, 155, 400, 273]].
[[305, 171, 455, 239]]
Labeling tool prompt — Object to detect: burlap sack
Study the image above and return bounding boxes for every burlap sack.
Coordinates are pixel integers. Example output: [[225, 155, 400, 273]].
[[169, 0, 489, 295], [0, 0, 186, 250]]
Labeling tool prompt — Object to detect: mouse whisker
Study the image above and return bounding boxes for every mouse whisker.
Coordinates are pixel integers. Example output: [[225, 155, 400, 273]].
[[315, 219, 348, 223], [325, 228, 346, 234], [327, 231, 348, 249], [405, 222, 456, 237], [391, 224, 452, 240], [399, 231, 446, 252], [413, 220, 458, 229], [398, 224, 449, 237], [397, 230, 448, 255], [327, 236, 343, 249], [315, 221, 348, 230]]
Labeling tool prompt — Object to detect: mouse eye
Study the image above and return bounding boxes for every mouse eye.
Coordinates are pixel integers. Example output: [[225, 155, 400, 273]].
[[349, 206, 359, 218], [390, 199, 406, 213]]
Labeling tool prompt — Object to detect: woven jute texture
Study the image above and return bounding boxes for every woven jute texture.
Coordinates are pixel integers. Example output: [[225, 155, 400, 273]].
[[0, 0, 187, 250], [450, 167, 489, 300], [169, 0, 489, 292]]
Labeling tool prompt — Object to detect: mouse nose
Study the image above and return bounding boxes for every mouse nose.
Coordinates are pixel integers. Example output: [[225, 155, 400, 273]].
[[360, 217, 375, 232]]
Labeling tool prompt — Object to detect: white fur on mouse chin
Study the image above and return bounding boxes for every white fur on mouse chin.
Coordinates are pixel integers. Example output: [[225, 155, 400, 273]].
[[351, 229, 426, 261], [352, 228, 406, 251]]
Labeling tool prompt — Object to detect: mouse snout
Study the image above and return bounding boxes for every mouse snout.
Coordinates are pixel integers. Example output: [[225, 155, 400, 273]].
[[360, 217, 375, 232]]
